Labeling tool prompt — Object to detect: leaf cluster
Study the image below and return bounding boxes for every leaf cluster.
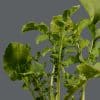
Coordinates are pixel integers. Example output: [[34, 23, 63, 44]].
[[3, 0, 100, 100]]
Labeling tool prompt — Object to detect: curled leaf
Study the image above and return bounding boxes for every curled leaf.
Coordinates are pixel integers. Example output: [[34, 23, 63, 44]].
[[63, 5, 80, 21], [22, 22, 48, 34], [22, 22, 37, 32]]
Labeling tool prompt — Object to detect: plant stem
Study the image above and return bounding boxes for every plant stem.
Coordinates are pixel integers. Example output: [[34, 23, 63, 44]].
[[50, 65, 55, 100], [56, 72, 60, 100], [55, 33, 63, 100], [80, 84, 86, 100]]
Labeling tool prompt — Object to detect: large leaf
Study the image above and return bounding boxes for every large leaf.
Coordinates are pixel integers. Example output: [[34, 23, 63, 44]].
[[3, 42, 32, 80], [77, 63, 100, 79], [79, 0, 100, 24]]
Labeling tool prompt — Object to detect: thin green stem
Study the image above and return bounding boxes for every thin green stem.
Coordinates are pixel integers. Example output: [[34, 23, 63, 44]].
[[56, 72, 60, 100], [80, 84, 86, 100], [50, 65, 55, 100], [55, 33, 63, 100]]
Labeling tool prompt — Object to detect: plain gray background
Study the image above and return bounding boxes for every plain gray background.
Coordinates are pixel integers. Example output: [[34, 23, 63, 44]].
[[0, 0, 100, 100]]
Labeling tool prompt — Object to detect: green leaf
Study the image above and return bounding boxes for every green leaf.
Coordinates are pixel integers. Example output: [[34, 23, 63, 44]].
[[63, 5, 80, 21], [41, 47, 51, 57], [64, 47, 77, 53], [95, 29, 100, 39], [77, 63, 100, 79], [79, 0, 100, 24], [37, 22, 49, 33], [22, 22, 49, 34], [94, 41, 100, 49], [93, 62, 100, 71], [79, 39, 90, 50], [22, 22, 37, 32], [32, 61, 44, 73], [36, 34, 48, 44], [22, 83, 29, 90], [3, 42, 32, 81], [62, 57, 77, 67], [76, 19, 90, 35], [50, 15, 65, 33], [50, 53, 58, 59]]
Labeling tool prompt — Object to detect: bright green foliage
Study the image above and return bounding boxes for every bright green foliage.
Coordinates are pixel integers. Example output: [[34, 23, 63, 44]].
[[95, 28, 100, 39], [32, 61, 45, 73], [79, 39, 90, 50], [80, 0, 100, 24], [63, 5, 80, 20], [36, 34, 48, 44], [41, 47, 52, 57], [77, 63, 100, 79], [76, 19, 90, 35], [3, 1, 100, 100], [50, 15, 65, 33]]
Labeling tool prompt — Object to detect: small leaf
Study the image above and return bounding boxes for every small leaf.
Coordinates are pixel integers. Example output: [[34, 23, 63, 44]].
[[50, 15, 65, 33], [37, 22, 49, 33], [41, 47, 51, 57], [95, 29, 100, 39], [62, 57, 76, 67], [22, 22, 37, 32], [79, 39, 90, 50], [32, 61, 44, 73], [64, 47, 77, 53], [50, 53, 58, 59], [63, 5, 80, 20], [76, 19, 90, 35], [93, 62, 100, 71], [94, 41, 100, 49], [36, 34, 48, 44], [22, 83, 29, 90]]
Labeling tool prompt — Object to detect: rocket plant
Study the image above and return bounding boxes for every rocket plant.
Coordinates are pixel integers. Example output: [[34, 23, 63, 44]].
[[3, 0, 100, 100]]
